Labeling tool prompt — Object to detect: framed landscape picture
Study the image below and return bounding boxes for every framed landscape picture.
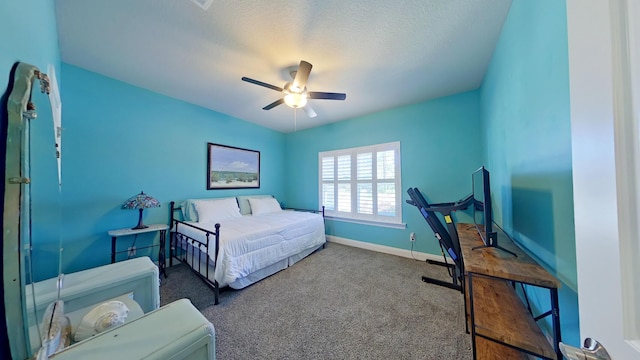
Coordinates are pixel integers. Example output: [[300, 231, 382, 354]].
[[207, 143, 260, 189]]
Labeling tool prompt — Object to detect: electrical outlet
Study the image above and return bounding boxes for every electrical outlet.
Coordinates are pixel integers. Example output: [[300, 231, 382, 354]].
[[128, 246, 136, 257], [410, 232, 416, 242]]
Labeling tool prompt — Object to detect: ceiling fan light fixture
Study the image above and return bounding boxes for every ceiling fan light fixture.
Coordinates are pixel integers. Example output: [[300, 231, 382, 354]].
[[284, 93, 307, 108], [241, 60, 346, 116]]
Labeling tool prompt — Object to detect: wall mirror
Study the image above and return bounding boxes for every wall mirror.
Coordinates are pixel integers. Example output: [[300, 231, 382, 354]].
[[0, 53, 212, 357], [4, 62, 160, 360], [3, 62, 63, 359]]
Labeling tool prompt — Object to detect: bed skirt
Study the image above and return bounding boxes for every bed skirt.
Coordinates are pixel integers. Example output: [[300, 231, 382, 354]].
[[174, 239, 324, 289]]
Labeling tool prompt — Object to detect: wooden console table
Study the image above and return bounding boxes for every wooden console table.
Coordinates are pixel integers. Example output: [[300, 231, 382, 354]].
[[458, 223, 561, 360]]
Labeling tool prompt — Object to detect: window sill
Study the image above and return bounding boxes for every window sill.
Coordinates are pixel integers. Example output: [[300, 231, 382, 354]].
[[325, 216, 406, 229]]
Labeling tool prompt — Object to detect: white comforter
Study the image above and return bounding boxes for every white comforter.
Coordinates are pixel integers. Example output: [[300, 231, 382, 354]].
[[175, 211, 325, 286]]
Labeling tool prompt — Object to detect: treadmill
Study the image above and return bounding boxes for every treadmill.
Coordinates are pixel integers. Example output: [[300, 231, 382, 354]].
[[406, 187, 472, 292]]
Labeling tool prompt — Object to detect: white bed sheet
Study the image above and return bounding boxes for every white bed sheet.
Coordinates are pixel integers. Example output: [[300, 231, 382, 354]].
[[174, 211, 325, 287]]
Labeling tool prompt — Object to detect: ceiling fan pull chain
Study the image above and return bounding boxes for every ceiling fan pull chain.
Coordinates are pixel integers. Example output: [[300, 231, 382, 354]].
[[294, 108, 297, 132]]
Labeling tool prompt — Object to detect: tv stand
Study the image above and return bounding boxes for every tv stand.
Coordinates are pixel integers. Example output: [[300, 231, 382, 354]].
[[471, 230, 518, 257], [471, 243, 518, 257], [459, 223, 562, 359]]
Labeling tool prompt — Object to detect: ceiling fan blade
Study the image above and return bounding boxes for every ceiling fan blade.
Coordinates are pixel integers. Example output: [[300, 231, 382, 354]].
[[242, 77, 283, 92], [303, 105, 317, 118], [293, 60, 312, 90], [262, 98, 284, 110], [308, 92, 346, 100]]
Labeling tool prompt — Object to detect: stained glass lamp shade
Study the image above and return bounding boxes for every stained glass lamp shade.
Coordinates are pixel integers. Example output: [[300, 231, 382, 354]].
[[121, 191, 161, 229]]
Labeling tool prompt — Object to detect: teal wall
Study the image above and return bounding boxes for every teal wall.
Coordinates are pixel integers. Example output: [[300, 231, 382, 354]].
[[479, 0, 578, 346], [0, 1, 60, 87], [284, 91, 482, 255], [36, 64, 286, 279]]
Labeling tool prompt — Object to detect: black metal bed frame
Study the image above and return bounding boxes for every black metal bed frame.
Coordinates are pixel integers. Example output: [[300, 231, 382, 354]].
[[168, 201, 326, 305], [169, 201, 222, 304]]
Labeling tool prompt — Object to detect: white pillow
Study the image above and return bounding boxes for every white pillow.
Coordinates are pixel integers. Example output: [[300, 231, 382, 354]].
[[193, 198, 241, 223], [248, 197, 282, 216], [236, 195, 273, 215]]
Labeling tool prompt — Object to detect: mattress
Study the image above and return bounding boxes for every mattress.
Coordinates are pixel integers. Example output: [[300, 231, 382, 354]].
[[174, 210, 325, 288]]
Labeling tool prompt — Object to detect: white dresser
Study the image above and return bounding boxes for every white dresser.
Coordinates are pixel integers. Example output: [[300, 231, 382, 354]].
[[50, 299, 215, 360]]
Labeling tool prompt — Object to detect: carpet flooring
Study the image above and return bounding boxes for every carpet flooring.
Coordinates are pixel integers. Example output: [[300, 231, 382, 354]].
[[160, 242, 472, 359]]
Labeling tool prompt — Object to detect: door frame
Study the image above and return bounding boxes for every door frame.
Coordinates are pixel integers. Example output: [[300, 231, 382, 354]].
[[567, 0, 640, 357]]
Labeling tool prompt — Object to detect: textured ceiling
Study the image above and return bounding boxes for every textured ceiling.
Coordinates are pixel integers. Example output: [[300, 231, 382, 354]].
[[55, 0, 512, 133]]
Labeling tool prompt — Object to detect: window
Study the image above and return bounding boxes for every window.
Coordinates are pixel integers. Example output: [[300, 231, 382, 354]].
[[319, 141, 403, 227]]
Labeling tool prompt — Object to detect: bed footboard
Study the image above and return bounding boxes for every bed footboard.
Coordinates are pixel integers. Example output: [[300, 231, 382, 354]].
[[169, 201, 221, 305]]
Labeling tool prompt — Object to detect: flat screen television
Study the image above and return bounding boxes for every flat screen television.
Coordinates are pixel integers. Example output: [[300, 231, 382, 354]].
[[472, 166, 496, 246], [471, 166, 516, 256]]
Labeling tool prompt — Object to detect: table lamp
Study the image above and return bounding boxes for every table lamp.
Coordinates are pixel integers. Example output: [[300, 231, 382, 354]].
[[121, 191, 161, 229]]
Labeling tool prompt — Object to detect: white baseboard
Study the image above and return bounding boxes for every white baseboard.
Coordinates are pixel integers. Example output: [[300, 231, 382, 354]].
[[326, 235, 448, 263]]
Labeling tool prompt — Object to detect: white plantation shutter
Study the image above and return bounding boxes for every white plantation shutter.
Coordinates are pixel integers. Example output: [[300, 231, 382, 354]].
[[319, 142, 402, 226], [322, 157, 334, 181], [337, 155, 351, 180], [376, 149, 396, 217], [377, 150, 395, 179], [322, 183, 335, 211], [337, 183, 351, 212], [357, 153, 372, 180], [357, 183, 373, 214], [321, 157, 335, 211], [336, 155, 351, 212], [377, 183, 396, 217], [357, 153, 373, 214]]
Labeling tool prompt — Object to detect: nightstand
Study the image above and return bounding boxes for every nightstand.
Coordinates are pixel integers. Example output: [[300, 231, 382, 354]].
[[108, 224, 169, 278]]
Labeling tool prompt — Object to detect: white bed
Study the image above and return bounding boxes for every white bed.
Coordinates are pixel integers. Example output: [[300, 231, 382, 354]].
[[169, 196, 325, 304]]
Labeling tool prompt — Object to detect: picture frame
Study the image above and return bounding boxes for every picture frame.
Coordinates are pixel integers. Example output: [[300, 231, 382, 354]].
[[207, 143, 260, 189]]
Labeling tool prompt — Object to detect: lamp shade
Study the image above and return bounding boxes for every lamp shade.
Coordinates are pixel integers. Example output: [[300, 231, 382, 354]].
[[284, 93, 307, 108], [122, 191, 160, 210], [122, 191, 160, 229]]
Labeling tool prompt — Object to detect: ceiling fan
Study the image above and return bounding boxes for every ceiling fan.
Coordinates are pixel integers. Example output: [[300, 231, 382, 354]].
[[241, 60, 346, 118]]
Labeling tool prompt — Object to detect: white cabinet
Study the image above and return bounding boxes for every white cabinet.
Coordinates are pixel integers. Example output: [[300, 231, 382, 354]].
[[25, 257, 159, 354], [50, 299, 215, 360]]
